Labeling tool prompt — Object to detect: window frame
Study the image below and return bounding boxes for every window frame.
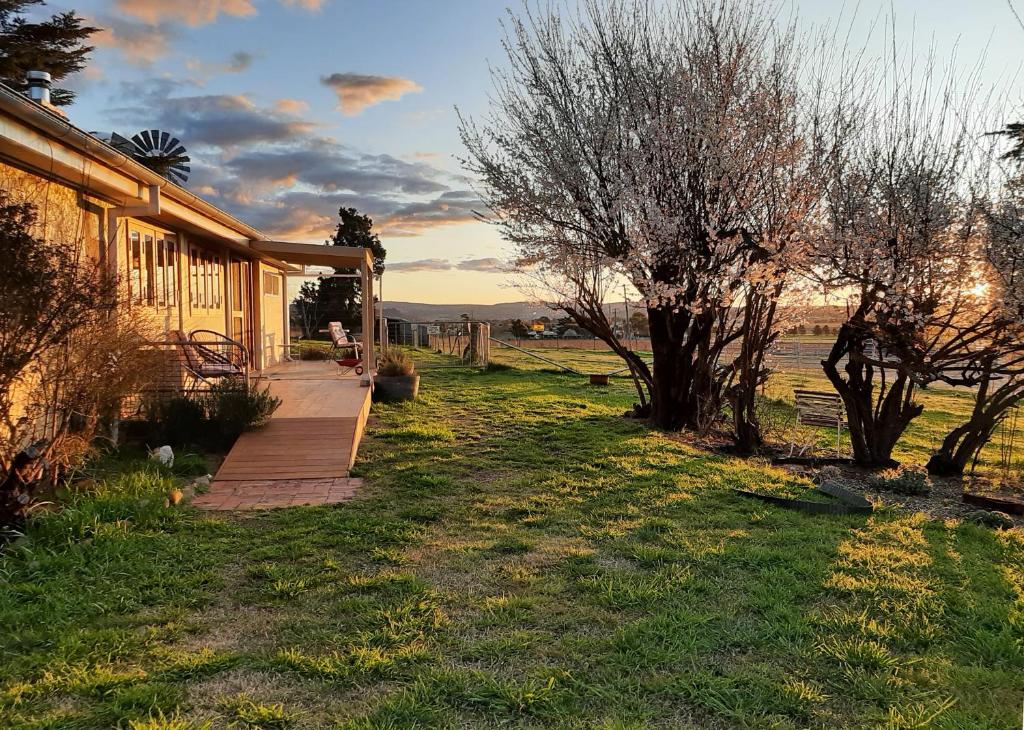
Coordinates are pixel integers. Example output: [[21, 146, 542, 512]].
[[126, 223, 178, 310]]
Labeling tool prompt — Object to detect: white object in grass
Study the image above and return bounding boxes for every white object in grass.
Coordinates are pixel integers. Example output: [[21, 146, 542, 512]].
[[150, 445, 174, 467]]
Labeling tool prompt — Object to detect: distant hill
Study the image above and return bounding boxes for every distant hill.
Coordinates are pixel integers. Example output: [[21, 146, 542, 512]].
[[381, 300, 849, 328], [382, 301, 573, 322]]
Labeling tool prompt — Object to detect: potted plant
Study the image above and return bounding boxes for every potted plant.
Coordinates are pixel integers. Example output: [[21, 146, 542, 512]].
[[373, 349, 419, 401]]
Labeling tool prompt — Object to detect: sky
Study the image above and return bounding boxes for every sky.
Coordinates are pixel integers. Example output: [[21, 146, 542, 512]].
[[51, 0, 1024, 304]]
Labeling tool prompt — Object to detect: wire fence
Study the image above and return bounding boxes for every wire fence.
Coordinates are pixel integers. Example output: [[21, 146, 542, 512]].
[[385, 320, 491, 368], [490, 336, 840, 372]]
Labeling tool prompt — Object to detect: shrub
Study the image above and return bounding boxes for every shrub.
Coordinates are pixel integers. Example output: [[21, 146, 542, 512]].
[[297, 345, 331, 361], [378, 349, 415, 377], [145, 396, 207, 447], [868, 466, 932, 496], [143, 382, 280, 453], [0, 193, 160, 527], [201, 380, 281, 449]]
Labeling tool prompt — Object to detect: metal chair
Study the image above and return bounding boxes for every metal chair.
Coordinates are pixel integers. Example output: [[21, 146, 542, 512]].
[[171, 330, 249, 392]]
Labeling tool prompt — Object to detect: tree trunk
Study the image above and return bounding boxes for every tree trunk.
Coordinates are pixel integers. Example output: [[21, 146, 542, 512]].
[[822, 322, 921, 468], [726, 290, 779, 454], [927, 373, 1024, 476], [647, 306, 721, 431], [730, 392, 764, 453]]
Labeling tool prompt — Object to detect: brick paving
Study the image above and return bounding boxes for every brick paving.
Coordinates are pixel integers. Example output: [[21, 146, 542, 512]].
[[192, 477, 364, 510]]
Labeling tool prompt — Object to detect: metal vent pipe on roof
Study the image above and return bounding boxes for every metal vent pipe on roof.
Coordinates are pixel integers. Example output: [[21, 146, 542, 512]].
[[25, 71, 51, 105]]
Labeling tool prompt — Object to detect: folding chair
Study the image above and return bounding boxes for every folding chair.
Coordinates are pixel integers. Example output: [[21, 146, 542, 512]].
[[327, 321, 362, 359]]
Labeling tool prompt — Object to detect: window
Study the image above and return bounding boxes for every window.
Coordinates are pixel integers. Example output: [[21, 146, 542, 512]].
[[232, 262, 242, 311], [200, 253, 209, 308], [213, 256, 222, 308], [154, 235, 164, 306], [129, 232, 142, 305], [127, 226, 177, 309], [163, 237, 178, 306], [188, 245, 223, 311], [263, 271, 281, 296], [190, 249, 199, 309], [144, 234, 156, 305]]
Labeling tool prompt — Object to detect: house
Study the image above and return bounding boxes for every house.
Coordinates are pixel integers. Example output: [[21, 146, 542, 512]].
[[0, 73, 376, 385]]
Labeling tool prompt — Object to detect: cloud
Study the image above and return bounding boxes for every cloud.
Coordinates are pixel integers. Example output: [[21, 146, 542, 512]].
[[101, 83, 480, 242], [109, 90, 317, 148], [320, 73, 422, 115], [91, 16, 180, 66], [195, 185, 481, 242], [273, 98, 309, 115], [387, 259, 455, 272], [63, 62, 106, 95], [382, 258, 506, 274], [186, 51, 255, 77], [223, 143, 447, 195], [380, 190, 482, 236], [280, 0, 326, 9], [114, 0, 257, 27], [457, 258, 505, 272], [109, 0, 323, 29]]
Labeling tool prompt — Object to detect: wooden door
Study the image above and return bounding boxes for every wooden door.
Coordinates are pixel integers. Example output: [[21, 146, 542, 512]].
[[230, 258, 253, 357]]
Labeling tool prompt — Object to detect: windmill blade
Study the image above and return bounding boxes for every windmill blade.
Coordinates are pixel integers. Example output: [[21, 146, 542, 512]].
[[126, 128, 191, 184]]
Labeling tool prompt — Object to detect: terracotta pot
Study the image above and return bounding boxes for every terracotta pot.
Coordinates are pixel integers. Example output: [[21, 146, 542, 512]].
[[373, 374, 420, 401]]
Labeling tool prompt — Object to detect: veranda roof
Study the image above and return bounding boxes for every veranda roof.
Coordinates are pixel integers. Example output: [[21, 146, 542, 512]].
[[249, 240, 372, 270]]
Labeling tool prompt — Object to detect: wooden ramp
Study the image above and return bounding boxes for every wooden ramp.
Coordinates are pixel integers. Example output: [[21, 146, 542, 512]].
[[194, 361, 371, 510], [214, 418, 358, 480]]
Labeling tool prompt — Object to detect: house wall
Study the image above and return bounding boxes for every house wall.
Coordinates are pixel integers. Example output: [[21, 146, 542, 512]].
[[118, 220, 289, 370], [0, 161, 103, 438], [0, 159, 287, 373], [258, 262, 286, 369], [0, 160, 101, 259], [0, 110, 293, 455]]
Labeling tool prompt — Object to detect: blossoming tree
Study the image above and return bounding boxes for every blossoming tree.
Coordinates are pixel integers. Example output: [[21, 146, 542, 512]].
[[808, 67, 1004, 467], [926, 184, 1024, 475], [461, 0, 829, 448]]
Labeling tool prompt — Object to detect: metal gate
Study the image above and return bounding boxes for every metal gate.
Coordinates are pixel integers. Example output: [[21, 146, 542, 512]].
[[383, 320, 490, 368]]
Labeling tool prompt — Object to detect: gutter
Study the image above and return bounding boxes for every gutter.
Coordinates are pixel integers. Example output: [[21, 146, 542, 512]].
[[0, 83, 271, 243]]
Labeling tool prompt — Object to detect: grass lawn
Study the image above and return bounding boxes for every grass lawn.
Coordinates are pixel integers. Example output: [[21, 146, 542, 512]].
[[2, 364, 1022, 728]]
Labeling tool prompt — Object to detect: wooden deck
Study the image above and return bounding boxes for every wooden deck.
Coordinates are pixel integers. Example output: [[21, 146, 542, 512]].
[[194, 361, 372, 510]]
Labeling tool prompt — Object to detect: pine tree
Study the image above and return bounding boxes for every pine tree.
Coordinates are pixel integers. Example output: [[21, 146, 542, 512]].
[[993, 122, 1024, 161], [314, 207, 387, 330], [0, 1, 97, 106]]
